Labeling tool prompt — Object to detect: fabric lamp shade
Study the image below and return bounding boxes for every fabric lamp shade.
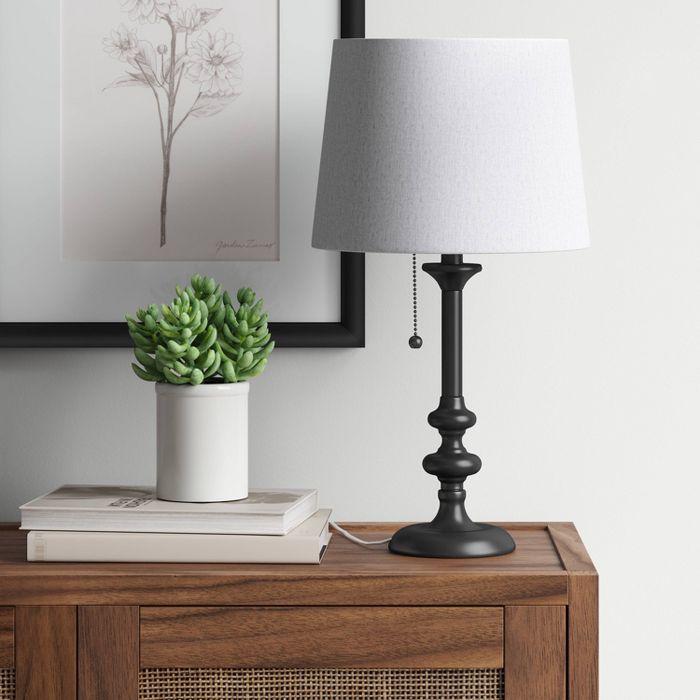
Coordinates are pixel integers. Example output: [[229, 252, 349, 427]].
[[312, 39, 589, 254]]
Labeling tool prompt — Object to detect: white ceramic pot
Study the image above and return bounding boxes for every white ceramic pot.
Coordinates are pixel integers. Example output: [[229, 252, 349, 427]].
[[155, 382, 249, 502]]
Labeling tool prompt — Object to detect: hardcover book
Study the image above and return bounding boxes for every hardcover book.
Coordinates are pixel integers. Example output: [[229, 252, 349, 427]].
[[20, 485, 318, 535], [27, 509, 332, 564]]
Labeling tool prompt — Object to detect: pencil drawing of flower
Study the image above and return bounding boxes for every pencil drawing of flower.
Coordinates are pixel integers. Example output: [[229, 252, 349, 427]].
[[104, 0, 242, 247], [120, 0, 169, 25], [103, 25, 140, 62], [170, 5, 222, 33], [186, 29, 242, 96]]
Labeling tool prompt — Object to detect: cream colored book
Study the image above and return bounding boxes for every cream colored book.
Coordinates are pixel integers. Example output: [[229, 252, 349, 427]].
[[27, 509, 332, 564], [20, 485, 317, 535]]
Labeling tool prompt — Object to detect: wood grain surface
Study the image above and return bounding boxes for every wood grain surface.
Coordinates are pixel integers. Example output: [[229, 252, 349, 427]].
[[547, 523, 597, 573], [78, 606, 138, 700], [140, 606, 504, 669], [0, 525, 566, 606], [568, 575, 599, 700], [0, 607, 13, 667], [505, 606, 566, 700], [15, 606, 76, 700], [548, 522, 598, 699]]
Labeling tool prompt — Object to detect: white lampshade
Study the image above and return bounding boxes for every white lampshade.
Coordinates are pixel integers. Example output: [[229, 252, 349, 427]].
[[312, 39, 589, 254]]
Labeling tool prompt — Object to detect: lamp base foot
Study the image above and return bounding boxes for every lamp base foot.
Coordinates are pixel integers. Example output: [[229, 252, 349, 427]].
[[388, 521, 515, 558]]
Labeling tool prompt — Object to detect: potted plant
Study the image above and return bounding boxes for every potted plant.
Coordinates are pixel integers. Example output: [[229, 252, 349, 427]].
[[127, 274, 274, 502]]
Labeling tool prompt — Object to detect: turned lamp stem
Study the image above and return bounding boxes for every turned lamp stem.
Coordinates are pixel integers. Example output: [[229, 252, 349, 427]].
[[389, 255, 516, 557], [428, 254, 482, 531]]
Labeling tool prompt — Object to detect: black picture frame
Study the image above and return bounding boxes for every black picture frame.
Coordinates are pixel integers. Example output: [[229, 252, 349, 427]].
[[0, 0, 365, 349]]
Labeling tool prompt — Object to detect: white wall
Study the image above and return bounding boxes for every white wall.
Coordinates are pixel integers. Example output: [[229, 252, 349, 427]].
[[0, 1, 697, 697]]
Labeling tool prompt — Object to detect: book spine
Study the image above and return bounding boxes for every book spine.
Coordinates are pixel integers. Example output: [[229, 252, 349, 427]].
[[27, 530, 325, 564]]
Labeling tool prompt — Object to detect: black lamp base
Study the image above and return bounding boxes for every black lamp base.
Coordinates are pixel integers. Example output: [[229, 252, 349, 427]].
[[388, 255, 517, 559], [389, 521, 515, 558]]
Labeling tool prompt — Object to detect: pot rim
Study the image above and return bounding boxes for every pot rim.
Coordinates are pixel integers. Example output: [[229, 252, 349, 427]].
[[155, 381, 250, 397]]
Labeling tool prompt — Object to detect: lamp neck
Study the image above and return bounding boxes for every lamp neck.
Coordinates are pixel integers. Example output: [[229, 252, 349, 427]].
[[423, 255, 482, 398], [441, 254, 464, 265]]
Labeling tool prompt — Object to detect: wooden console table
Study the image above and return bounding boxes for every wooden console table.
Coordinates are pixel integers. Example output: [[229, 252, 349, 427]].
[[0, 522, 597, 700]]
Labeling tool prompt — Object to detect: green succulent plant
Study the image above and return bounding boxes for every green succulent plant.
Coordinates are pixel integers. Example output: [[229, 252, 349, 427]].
[[127, 275, 274, 385]]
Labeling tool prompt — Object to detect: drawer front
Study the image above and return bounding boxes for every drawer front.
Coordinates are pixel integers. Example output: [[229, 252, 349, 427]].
[[0, 608, 13, 700], [140, 606, 504, 669]]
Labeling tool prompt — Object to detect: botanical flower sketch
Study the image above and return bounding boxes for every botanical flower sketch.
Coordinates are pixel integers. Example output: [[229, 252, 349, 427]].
[[103, 0, 243, 247]]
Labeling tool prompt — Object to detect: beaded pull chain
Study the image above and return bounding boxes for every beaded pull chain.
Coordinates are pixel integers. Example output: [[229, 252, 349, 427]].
[[409, 254, 423, 349]]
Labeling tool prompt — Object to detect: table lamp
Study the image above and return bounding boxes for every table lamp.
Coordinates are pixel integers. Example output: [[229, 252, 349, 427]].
[[312, 39, 589, 557]]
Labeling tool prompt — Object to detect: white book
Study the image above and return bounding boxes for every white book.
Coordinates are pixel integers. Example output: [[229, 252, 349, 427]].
[[20, 485, 317, 536], [27, 509, 332, 564]]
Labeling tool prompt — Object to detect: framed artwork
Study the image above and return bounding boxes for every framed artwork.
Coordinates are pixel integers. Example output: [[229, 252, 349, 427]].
[[0, 0, 365, 348]]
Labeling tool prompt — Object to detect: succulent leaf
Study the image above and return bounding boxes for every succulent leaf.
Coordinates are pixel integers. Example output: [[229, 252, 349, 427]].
[[203, 351, 221, 379], [131, 363, 161, 382], [237, 287, 255, 305]]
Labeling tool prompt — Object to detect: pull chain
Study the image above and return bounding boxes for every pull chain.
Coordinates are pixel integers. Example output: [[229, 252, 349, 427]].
[[409, 254, 423, 349]]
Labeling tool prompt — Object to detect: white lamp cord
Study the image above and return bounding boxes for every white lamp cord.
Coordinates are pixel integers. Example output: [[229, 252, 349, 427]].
[[330, 521, 391, 547]]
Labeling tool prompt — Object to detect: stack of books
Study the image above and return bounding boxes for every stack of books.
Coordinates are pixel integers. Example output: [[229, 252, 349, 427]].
[[20, 485, 331, 564]]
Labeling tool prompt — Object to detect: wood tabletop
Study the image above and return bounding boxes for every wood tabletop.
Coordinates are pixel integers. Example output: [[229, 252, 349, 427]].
[[0, 522, 595, 607]]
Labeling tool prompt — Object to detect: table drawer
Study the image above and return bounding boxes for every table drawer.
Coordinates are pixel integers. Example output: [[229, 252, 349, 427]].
[[140, 606, 504, 669]]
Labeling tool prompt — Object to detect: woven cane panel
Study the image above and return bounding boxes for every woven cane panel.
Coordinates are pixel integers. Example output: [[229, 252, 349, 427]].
[[0, 669, 14, 700], [139, 668, 504, 700]]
